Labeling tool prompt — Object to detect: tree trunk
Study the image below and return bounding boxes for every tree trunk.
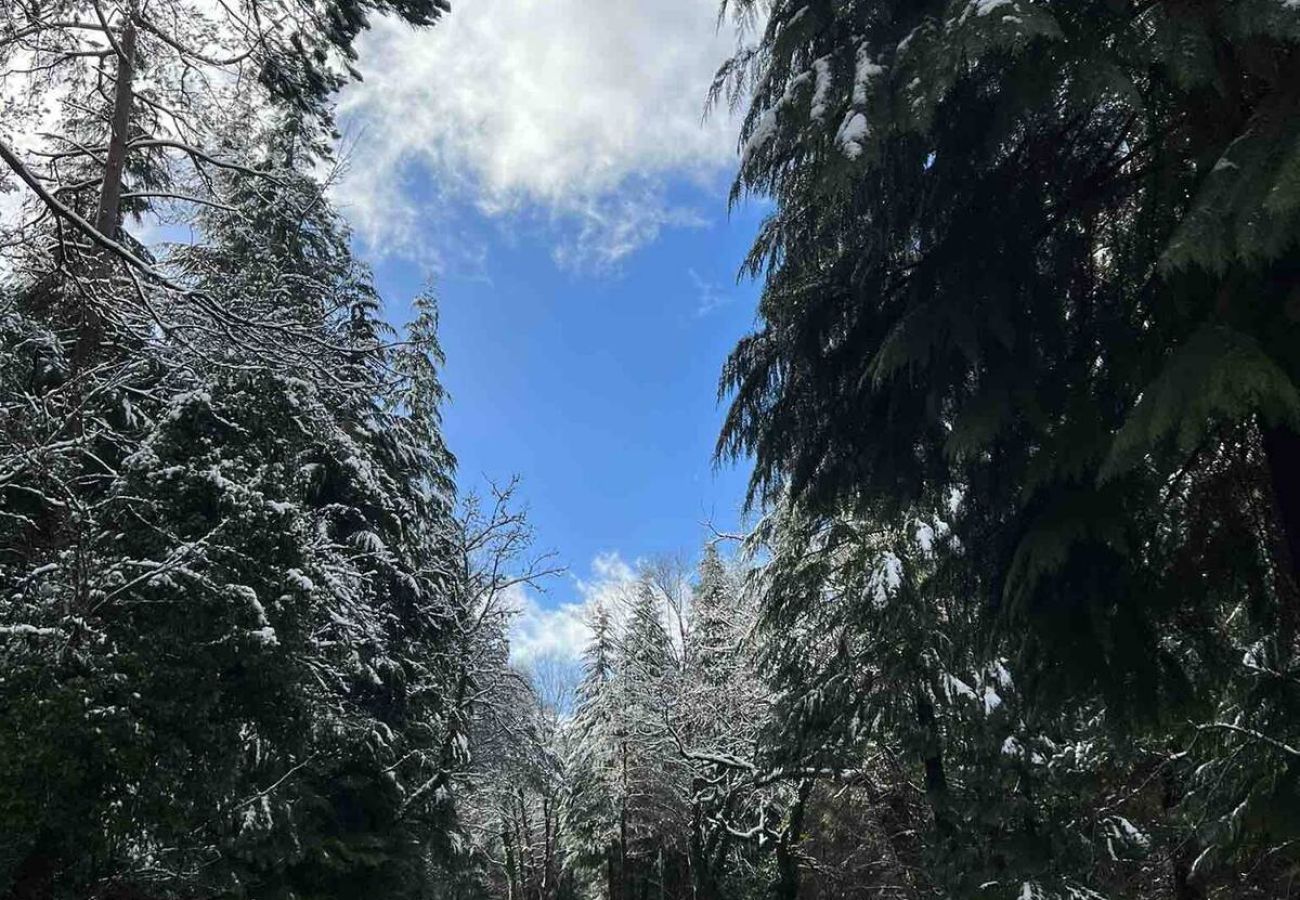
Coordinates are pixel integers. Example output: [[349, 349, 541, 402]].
[[522, 789, 546, 900], [607, 843, 617, 900], [517, 791, 537, 899], [620, 739, 631, 900], [95, 12, 137, 239], [541, 795, 553, 900], [1263, 424, 1300, 655], [915, 694, 952, 838], [773, 779, 812, 900], [503, 826, 518, 900], [688, 801, 712, 900], [516, 820, 530, 900], [73, 6, 136, 371]]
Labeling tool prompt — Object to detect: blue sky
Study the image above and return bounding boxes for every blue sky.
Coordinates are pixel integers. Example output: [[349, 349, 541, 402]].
[[334, 0, 765, 664], [367, 185, 762, 571]]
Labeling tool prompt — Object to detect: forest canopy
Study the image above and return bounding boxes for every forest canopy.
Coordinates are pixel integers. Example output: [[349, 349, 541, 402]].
[[2, 1, 1299, 899]]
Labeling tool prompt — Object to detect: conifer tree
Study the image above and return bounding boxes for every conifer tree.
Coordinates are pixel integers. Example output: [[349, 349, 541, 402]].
[[565, 605, 625, 899], [0, 3, 498, 896], [711, 0, 1300, 896]]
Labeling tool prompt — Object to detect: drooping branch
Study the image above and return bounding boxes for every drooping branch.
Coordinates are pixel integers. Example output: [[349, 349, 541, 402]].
[[0, 135, 193, 293]]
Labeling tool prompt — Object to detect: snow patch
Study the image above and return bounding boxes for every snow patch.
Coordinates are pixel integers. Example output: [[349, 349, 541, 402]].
[[836, 112, 869, 160], [810, 57, 833, 122], [943, 673, 977, 702], [0, 624, 59, 637], [741, 70, 813, 168], [251, 626, 279, 647], [852, 44, 883, 106], [286, 569, 315, 592]]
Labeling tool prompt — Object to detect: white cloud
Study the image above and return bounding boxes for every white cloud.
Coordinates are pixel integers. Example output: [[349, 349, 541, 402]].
[[507, 585, 592, 668], [575, 550, 638, 609], [507, 550, 639, 667], [333, 0, 744, 271]]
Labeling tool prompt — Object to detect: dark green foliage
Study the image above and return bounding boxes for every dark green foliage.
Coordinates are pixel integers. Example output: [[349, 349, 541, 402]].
[[712, 0, 1300, 896], [232, 0, 452, 139]]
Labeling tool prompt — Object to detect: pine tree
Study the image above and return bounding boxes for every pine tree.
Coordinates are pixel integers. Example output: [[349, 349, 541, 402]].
[[0, 159, 471, 896], [687, 545, 735, 692], [679, 545, 768, 899]]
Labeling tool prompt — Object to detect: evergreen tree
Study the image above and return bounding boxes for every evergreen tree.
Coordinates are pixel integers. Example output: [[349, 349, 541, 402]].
[[687, 545, 735, 692], [0, 168, 470, 896], [711, 0, 1300, 896], [679, 546, 770, 900], [0, 3, 495, 895], [564, 605, 626, 899]]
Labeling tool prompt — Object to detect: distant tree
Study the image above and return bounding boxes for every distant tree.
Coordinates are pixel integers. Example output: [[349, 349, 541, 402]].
[[565, 604, 626, 899]]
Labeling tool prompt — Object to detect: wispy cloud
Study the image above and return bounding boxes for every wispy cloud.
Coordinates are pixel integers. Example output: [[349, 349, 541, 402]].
[[688, 267, 734, 317], [333, 0, 743, 273]]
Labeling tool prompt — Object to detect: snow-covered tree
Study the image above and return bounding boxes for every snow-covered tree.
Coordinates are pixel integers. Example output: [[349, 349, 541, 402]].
[[564, 603, 624, 898], [0, 3, 527, 894], [0, 0, 448, 374]]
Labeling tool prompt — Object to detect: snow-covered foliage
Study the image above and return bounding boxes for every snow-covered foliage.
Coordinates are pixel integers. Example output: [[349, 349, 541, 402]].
[[549, 549, 784, 899], [5, 1, 1300, 898], [0, 4, 531, 897], [0, 205, 483, 895]]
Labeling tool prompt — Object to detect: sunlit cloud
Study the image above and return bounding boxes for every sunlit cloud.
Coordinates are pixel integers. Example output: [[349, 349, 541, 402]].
[[507, 585, 592, 668], [507, 550, 641, 668], [333, 0, 744, 273]]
